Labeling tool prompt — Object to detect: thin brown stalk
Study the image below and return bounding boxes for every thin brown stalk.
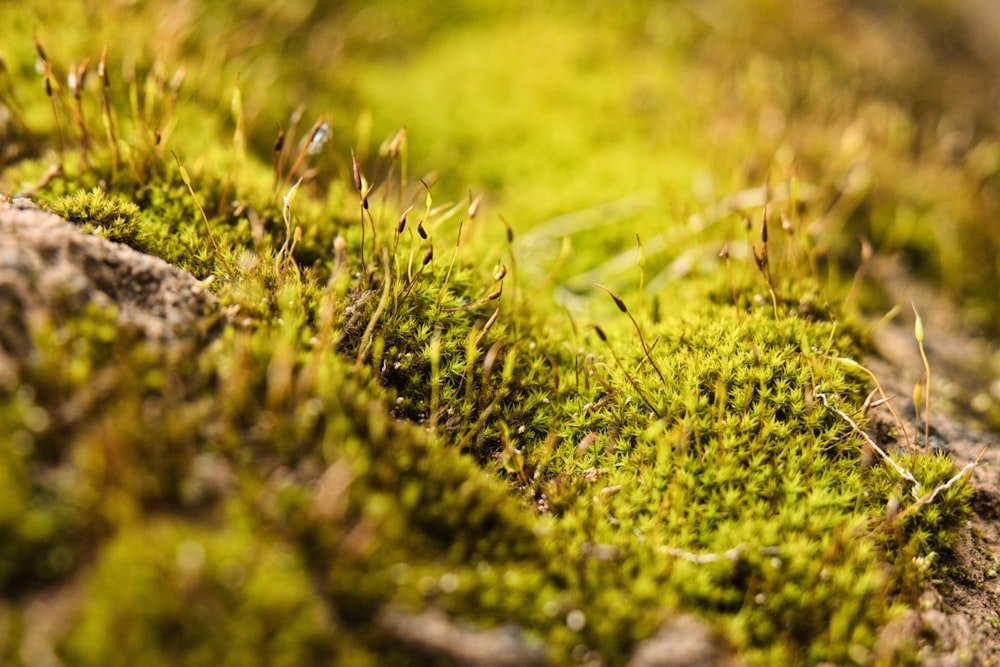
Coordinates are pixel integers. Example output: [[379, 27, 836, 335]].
[[594, 284, 667, 387], [591, 324, 659, 415], [97, 46, 119, 183]]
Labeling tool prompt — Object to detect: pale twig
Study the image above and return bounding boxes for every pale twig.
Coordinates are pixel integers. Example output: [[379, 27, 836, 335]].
[[868, 445, 988, 537], [661, 543, 784, 564], [917, 447, 985, 507], [813, 387, 921, 493], [662, 543, 746, 564]]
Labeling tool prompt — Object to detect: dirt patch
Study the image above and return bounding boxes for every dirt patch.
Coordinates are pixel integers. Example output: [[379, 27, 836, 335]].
[[867, 257, 1000, 665]]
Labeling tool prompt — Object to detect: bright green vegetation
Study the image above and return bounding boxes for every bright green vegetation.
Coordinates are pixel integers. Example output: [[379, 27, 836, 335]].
[[0, 2, 994, 665]]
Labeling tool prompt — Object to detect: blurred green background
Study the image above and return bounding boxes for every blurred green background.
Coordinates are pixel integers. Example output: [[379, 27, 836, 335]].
[[4, 1, 1000, 415], [3, 3, 1000, 665]]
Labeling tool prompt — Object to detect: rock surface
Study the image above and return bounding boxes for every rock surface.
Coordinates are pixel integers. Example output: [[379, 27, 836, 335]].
[[0, 197, 217, 384], [375, 606, 547, 667], [626, 615, 744, 667]]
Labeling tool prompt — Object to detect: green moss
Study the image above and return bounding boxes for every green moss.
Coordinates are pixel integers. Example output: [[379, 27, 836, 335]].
[[0, 2, 991, 665], [50, 187, 141, 246], [61, 516, 337, 667]]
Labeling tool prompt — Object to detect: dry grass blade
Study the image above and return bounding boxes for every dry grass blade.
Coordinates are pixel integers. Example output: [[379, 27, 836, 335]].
[[662, 543, 746, 564], [590, 324, 658, 414], [275, 177, 303, 281], [912, 302, 932, 452], [354, 248, 393, 371], [171, 150, 221, 257]]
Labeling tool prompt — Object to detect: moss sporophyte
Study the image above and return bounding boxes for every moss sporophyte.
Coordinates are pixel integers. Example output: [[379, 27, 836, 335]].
[[0, 4, 989, 665]]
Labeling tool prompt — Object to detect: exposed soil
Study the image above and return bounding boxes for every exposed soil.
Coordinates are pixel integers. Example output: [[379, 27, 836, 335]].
[[867, 257, 1000, 666]]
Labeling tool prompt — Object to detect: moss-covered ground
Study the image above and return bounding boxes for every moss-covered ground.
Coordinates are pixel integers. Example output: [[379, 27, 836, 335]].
[[1, 2, 998, 665]]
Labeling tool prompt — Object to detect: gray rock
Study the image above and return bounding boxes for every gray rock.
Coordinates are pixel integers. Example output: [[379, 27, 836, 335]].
[[627, 615, 744, 667], [375, 606, 547, 667], [0, 198, 218, 384]]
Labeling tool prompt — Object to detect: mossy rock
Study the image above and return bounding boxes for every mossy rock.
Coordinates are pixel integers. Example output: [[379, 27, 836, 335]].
[[0, 2, 995, 665]]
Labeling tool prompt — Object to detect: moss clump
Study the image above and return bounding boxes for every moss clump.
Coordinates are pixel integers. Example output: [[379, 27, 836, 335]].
[[502, 295, 946, 664], [50, 187, 141, 247], [0, 303, 124, 594], [0, 2, 988, 665], [61, 517, 335, 667]]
